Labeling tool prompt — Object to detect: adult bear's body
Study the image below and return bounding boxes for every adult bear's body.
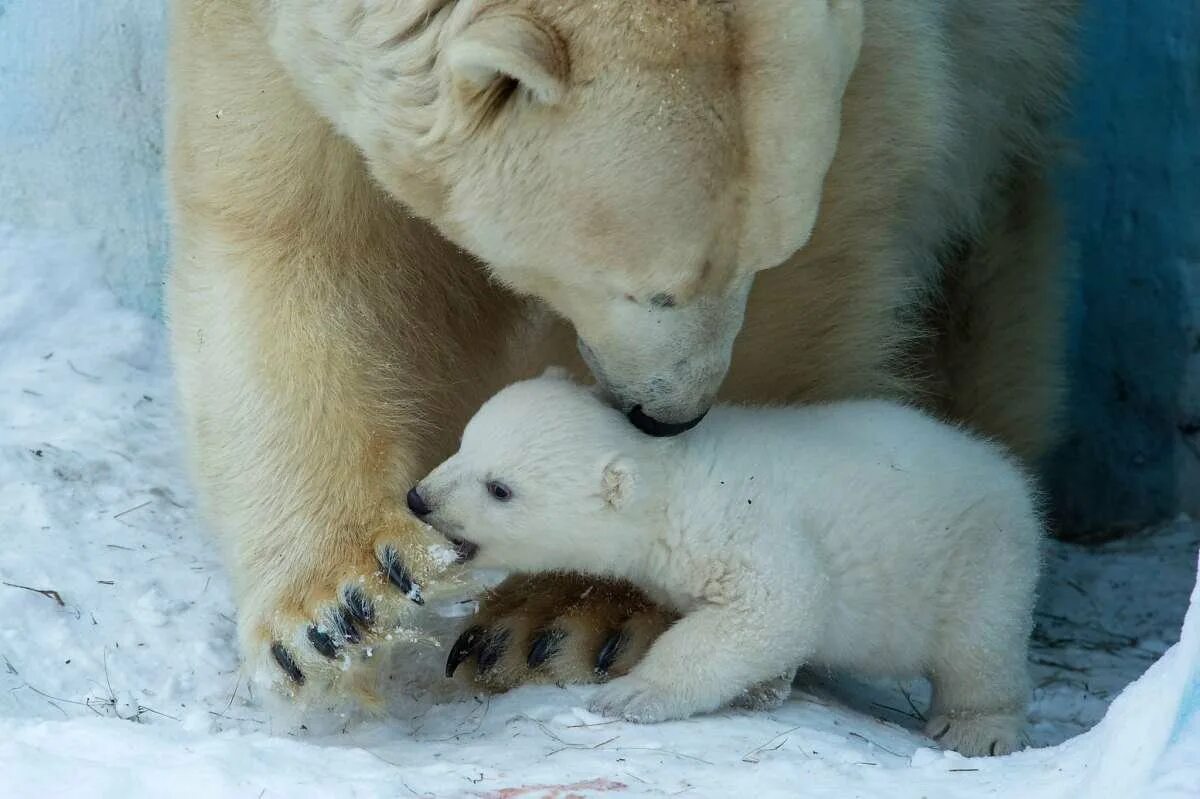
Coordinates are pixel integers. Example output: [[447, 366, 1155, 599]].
[[166, 0, 1076, 696]]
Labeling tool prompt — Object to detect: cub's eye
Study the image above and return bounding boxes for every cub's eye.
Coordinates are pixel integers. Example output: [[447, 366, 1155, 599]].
[[486, 480, 512, 502]]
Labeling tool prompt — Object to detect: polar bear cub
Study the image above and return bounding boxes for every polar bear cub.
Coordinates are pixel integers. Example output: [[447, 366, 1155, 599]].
[[413, 371, 1043, 756]]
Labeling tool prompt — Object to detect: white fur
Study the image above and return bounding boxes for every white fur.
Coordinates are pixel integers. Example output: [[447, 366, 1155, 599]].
[[168, 0, 1074, 695], [418, 373, 1043, 757]]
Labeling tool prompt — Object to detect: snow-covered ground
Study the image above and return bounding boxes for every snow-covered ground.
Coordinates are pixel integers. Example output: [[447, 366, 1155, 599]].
[[1, 230, 1198, 798]]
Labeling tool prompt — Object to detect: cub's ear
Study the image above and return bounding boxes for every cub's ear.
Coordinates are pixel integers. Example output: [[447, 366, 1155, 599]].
[[601, 456, 636, 509], [445, 8, 568, 105]]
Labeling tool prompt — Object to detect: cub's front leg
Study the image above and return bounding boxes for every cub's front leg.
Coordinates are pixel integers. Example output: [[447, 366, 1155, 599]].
[[589, 603, 811, 723]]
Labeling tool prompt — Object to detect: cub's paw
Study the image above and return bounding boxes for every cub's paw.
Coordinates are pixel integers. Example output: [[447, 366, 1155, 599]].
[[446, 574, 675, 691], [588, 675, 697, 724], [730, 674, 794, 712], [246, 513, 458, 702], [925, 711, 1024, 757]]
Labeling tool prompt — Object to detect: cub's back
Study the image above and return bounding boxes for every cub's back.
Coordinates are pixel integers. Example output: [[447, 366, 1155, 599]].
[[676, 399, 1040, 559]]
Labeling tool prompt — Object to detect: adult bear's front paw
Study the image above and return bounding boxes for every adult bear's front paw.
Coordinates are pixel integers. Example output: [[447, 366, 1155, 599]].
[[243, 511, 456, 702], [446, 574, 676, 691]]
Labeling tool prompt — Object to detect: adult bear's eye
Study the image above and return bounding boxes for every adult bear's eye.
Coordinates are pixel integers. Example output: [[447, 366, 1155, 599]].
[[486, 480, 512, 502]]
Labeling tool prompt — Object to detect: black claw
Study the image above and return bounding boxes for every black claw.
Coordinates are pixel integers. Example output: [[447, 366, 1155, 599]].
[[477, 629, 510, 675], [271, 642, 304, 684], [379, 547, 424, 605], [342, 586, 376, 627], [595, 630, 627, 675], [334, 606, 362, 645], [932, 722, 952, 741], [527, 628, 566, 670], [446, 626, 484, 678], [307, 625, 339, 659]]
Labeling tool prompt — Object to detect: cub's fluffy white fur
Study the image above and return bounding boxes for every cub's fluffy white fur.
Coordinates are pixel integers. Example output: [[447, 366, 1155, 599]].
[[417, 371, 1043, 756]]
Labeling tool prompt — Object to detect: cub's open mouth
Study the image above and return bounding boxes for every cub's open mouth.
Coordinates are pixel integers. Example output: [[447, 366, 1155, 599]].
[[447, 536, 479, 563]]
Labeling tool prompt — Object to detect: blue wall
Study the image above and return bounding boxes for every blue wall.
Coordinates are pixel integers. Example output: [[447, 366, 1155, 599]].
[[1048, 0, 1200, 536], [0, 0, 167, 316]]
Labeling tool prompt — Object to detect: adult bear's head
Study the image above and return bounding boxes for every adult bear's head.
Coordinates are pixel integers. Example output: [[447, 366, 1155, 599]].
[[265, 0, 863, 434]]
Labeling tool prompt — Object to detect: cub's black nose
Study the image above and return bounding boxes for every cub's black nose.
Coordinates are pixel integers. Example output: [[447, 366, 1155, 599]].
[[406, 486, 431, 517], [627, 405, 708, 438]]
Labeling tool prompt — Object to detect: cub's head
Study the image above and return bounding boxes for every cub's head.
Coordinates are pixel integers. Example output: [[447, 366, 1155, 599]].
[[268, 0, 863, 433], [409, 369, 651, 572]]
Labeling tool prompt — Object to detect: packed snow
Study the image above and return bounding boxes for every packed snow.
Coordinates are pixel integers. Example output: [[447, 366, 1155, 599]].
[[1, 230, 1198, 798]]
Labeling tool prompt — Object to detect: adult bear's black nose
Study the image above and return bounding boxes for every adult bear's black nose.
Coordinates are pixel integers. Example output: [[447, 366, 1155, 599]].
[[627, 405, 708, 438], [406, 486, 431, 517]]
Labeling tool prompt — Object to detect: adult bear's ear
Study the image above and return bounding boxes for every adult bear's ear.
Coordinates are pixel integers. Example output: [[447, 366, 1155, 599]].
[[734, 0, 863, 272], [445, 8, 569, 106], [601, 456, 637, 509]]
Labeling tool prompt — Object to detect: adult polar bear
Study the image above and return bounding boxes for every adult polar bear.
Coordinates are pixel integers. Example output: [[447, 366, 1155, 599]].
[[167, 0, 1076, 698]]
